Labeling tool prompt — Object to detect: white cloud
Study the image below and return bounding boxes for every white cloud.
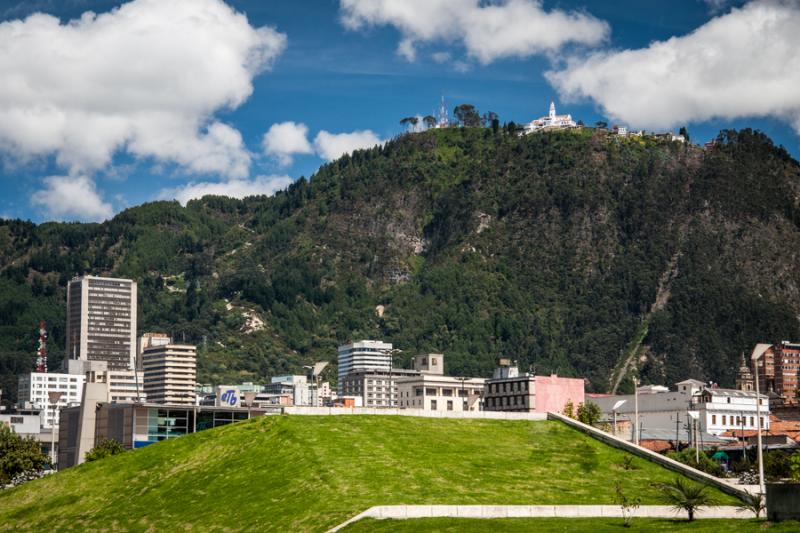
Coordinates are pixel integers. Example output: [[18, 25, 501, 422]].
[[159, 175, 294, 205], [431, 51, 451, 63], [313, 130, 383, 161], [0, 0, 286, 178], [546, 0, 800, 133], [30, 175, 113, 222], [262, 121, 314, 166], [339, 0, 609, 64]]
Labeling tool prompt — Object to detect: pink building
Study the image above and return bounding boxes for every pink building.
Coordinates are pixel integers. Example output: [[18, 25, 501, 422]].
[[483, 359, 585, 413]]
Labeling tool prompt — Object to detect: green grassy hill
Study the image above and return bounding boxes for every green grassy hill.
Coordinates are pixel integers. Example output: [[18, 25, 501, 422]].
[[0, 416, 739, 532]]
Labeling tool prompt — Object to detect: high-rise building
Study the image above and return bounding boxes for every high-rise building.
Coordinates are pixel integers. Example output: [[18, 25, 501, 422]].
[[141, 342, 197, 405], [66, 275, 137, 371], [337, 340, 393, 383]]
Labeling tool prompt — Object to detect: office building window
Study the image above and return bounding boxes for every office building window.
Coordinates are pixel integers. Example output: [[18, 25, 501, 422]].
[[447, 400, 453, 411], [431, 400, 437, 410]]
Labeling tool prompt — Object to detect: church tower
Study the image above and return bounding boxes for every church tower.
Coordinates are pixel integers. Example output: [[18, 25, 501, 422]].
[[736, 353, 754, 391], [549, 101, 556, 119]]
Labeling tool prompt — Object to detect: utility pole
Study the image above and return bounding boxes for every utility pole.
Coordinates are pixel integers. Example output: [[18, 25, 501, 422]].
[[633, 376, 639, 446], [741, 411, 748, 463], [675, 412, 681, 451], [752, 349, 766, 494]]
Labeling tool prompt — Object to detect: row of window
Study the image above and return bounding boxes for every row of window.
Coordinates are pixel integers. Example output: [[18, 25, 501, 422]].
[[710, 414, 765, 428], [487, 381, 529, 394], [486, 396, 527, 408]]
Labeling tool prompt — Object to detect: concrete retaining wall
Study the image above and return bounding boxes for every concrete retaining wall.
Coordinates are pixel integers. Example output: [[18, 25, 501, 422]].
[[328, 505, 751, 532], [281, 406, 548, 421], [546, 412, 748, 499]]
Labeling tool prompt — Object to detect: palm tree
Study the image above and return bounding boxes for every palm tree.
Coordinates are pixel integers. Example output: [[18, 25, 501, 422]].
[[737, 491, 765, 519], [655, 477, 717, 521]]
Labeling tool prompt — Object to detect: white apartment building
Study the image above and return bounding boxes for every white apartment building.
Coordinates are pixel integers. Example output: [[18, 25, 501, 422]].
[[141, 343, 197, 405], [66, 275, 137, 371], [337, 340, 394, 383], [18, 372, 85, 428]]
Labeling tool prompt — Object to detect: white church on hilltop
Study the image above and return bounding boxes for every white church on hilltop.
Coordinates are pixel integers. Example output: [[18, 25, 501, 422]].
[[525, 101, 577, 133]]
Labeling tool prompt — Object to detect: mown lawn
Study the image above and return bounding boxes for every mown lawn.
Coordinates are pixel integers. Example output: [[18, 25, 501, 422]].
[[343, 518, 800, 532], [0, 415, 740, 532]]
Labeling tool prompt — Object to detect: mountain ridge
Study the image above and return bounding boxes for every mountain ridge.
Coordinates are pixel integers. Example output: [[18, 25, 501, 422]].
[[1, 126, 799, 403]]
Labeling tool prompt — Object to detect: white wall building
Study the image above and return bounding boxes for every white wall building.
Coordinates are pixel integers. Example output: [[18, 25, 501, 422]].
[[0, 412, 42, 437], [337, 340, 393, 383], [696, 388, 769, 436], [525, 102, 577, 133], [18, 372, 85, 428]]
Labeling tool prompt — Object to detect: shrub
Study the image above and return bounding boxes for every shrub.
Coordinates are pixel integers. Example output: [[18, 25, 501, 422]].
[[85, 438, 126, 462]]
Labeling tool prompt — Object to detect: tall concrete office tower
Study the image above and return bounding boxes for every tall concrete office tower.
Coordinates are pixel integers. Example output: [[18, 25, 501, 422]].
[[65, 275, 137, 371]]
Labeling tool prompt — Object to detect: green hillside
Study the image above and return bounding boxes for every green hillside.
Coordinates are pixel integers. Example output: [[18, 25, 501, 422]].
[[0, 416, 739, 532], [2, 127, 800, 400]]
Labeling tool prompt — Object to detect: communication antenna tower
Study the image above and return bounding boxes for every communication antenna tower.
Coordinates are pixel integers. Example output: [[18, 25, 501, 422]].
[[436, 95, 449, 128], [36, 320, 47, 373]]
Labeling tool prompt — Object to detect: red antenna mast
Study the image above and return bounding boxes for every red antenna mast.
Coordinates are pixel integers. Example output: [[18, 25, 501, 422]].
[[36, 320, 47, 373]]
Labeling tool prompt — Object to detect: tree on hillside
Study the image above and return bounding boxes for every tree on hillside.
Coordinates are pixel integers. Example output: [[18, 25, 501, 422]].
[[85, 438, 126, 462], [679, 126, 690, 142], [0, 424, 50, 488], [481, 111, 499, 127], [595, 120, 608, 129], [454, 104, 481, 127], [422, 115, 437, 129], [400, 116, 419, 131]]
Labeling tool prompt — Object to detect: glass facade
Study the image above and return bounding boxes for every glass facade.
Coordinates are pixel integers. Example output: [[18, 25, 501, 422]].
[[132, 406, 251, 448]]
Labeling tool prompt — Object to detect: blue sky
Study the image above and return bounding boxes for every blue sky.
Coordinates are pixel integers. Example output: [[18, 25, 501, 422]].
[[1, 0, 798, 223]]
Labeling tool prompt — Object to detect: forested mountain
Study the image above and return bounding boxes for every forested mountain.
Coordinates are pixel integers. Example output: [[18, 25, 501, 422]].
[[2, 126, 799, 404]]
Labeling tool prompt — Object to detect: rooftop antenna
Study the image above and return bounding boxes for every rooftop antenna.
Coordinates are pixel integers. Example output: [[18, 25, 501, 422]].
[[36, 321, 47, 373]]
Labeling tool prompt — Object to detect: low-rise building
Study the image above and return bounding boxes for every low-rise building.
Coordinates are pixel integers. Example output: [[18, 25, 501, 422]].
[[58, 402, 270, 469], [593, 379, 770, 443], [483, 359, 585, 414], [339, 368, 420, 408], [396, 354, 485, 412]]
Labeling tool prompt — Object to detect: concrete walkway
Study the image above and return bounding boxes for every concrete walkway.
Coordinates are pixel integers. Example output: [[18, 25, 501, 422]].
[[327, 505, 752, 532]]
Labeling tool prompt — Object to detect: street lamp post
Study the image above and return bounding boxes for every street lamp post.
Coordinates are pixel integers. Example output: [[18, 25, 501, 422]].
[[47, 391, 64, 469], [751, 345, 768, 495], [611, 400, 626, 437]]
